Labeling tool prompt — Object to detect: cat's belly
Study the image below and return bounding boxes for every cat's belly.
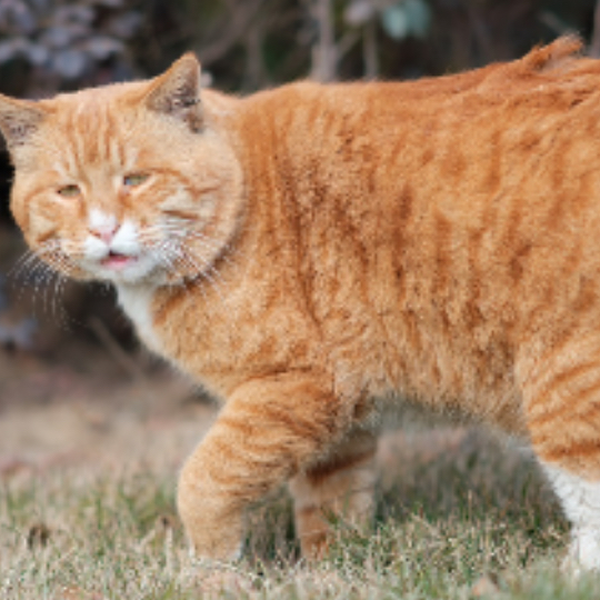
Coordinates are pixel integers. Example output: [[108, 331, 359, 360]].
[[116, 284, 162, 352]]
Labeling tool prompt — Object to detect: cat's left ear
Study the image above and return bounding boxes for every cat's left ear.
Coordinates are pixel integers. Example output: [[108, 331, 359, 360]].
[[0, 94, 47, 150], [145, 53, 203, 132]]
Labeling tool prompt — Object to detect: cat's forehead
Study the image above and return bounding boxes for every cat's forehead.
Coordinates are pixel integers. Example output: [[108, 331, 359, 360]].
[[45, 81, 147, 119], [30, 82, 153, 170]]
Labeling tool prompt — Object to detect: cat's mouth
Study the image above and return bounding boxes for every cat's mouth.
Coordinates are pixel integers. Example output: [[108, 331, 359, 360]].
[[101, 251, 138, 270]]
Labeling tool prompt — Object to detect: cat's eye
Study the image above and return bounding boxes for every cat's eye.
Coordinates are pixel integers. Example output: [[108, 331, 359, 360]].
[[57, 184, 81, 198], [123, 173, 150, 187]]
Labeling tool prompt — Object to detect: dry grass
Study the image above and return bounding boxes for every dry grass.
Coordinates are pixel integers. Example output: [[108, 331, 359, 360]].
[[1, 354, 600, 599], [3, 414, 600, 600]]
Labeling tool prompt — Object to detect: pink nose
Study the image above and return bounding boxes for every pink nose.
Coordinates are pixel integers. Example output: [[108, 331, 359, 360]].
[[88, 224, 118, 244]]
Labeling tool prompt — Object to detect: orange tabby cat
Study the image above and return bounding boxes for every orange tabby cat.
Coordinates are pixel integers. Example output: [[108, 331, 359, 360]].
[[3, 35, 600, 570]]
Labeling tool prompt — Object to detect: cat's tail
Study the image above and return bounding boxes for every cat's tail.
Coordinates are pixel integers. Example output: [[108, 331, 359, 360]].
[[523, 35, 584, 74], [477, 36, 599, 94]]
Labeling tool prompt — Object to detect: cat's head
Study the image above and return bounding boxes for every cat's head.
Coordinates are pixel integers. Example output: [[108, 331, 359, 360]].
[[0, 54, 243, 287]]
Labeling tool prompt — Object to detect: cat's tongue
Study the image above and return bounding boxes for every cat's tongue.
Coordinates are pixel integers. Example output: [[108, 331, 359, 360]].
[[102, 252, 136, 270]]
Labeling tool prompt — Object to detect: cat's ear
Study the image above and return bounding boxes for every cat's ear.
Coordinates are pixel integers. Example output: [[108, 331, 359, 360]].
[[145, 53, 203, 132], [0, 94, 46, 149]]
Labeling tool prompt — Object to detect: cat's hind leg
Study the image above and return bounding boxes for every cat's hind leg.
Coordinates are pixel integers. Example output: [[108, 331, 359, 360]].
[[288, 428, 377, 559], [541, 463, 600, 572], [520, 335, 600, 571]]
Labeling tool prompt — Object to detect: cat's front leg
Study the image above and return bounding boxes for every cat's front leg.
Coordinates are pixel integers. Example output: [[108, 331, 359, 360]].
[[177, 371, 347, 560]]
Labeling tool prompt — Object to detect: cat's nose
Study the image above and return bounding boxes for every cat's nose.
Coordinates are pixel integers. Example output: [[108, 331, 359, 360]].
[[88, 223, 118, 244]]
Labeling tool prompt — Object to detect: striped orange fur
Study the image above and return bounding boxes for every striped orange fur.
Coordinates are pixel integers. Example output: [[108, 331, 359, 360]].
[[4, 36, 600, 568]]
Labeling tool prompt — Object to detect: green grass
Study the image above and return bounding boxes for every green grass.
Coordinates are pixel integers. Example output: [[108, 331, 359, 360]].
[[2, 429, 600, 599]]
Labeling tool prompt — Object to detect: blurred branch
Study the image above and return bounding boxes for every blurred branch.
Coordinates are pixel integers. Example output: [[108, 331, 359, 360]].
[[244, 18, 266, 89], [337, 29, 361, 61], [195, 0, 265, 66], [310, 0, 337, 82], [538, 10, 576, 37], [590, 0, 600, 58], [89, 317, 146, 383], [363, 18, 378, 79], [465, 3, 494, 63]]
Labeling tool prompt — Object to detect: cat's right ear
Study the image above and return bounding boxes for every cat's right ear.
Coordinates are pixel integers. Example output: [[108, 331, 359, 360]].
[[0, 94, 46, 150], [145, 53, 203, 132]]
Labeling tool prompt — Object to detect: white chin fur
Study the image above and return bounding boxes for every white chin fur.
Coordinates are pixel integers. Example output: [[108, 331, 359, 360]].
[[104, 259, 158, 284], [85, 254, 163, 284]]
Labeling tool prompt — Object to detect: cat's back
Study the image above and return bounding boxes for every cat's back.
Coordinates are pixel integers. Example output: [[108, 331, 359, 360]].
[[225, 37, 600, 430], [237, 36, 600, 136], [234, 36, 600, 234]]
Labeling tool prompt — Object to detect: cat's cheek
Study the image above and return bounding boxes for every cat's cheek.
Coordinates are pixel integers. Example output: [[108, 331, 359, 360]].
[[197, 194, 217, 221], [29, 217, 50, 241]]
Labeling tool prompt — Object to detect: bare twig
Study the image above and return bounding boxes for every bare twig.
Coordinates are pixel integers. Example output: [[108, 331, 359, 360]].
[[590, 0, 600, 57], [88, 316, 146, 383], [195, 0, 265, 66], [363, 19, 378, 79], [244, 18, 266, 89], [310, 0, 337, 82], [337, 29, 361, 62]]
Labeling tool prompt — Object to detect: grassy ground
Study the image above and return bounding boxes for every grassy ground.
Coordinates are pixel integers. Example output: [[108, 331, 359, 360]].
[[3, 422, 600, 600]]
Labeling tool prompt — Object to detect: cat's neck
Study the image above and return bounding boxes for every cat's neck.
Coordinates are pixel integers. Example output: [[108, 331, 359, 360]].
[[116, 283, 162, 352]]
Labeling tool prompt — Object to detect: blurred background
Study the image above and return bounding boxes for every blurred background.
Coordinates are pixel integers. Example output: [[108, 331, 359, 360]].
[[1, 0, 600, 473]]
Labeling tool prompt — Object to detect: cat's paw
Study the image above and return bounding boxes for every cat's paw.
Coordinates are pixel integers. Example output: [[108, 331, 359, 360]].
[[187, 540, 243, 563], [201, 569, 253, 597]]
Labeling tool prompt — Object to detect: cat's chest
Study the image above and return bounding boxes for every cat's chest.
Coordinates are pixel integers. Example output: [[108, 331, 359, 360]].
[[116, 284, 162, 352]]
